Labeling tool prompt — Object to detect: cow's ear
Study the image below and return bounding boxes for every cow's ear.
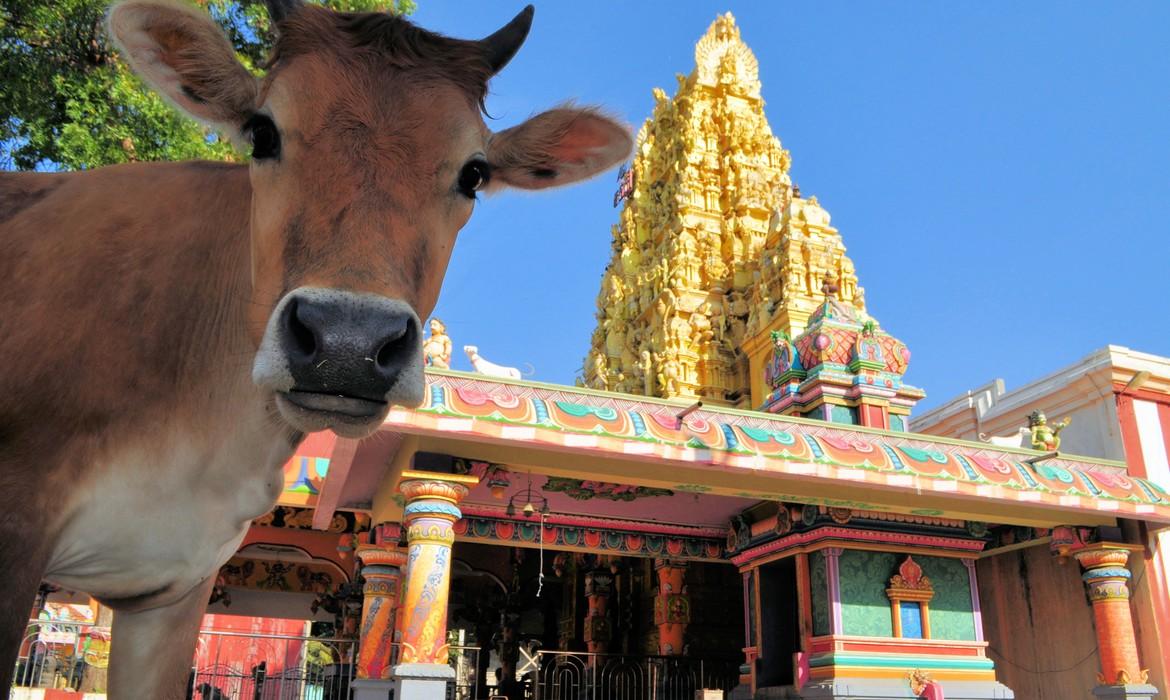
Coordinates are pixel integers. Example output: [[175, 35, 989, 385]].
[[487, 107, 632, 190], [108, 0, 258, 136]]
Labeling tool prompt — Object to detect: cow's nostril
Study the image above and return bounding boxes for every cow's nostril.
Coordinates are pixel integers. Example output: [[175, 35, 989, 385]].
[[375, 320, 415, 374], [286, 298, 318, 361]]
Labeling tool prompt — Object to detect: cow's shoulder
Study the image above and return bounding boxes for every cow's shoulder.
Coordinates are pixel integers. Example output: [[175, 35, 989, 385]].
[[0, 171, 66, 228]]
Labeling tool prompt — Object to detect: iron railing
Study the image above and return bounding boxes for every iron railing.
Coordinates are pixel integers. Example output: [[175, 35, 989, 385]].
[[191, 630, 357, 700], [9, 622, 481, 700], [531, 650, 738, 700], [9, 620, 107, 695]]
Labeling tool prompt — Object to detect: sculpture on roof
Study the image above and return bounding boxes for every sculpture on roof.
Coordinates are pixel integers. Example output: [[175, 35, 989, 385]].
[[465, 345, 525, 380], [1029, 411, 1071, 451], [979, 426, 1031, 449], [423, 318, 452, 369]]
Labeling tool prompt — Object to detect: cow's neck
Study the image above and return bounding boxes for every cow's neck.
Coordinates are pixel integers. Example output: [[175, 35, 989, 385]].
[[35, 161, 302, 601]]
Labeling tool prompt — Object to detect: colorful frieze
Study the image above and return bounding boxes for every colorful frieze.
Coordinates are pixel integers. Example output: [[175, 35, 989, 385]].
[[251, 506, 371, 535], [215, 556, 344, 594], [391, 371, 1170, 524], [730, 526, 984, 568], [542, 477, 674, 501], [452, 510, 725, 562]]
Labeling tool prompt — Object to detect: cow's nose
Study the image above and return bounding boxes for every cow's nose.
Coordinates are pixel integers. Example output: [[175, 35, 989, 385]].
[[280, 290, 419, 402]]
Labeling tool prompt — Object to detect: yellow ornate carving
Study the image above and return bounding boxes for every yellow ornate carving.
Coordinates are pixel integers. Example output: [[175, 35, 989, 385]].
[[582, 13, 865, 407]]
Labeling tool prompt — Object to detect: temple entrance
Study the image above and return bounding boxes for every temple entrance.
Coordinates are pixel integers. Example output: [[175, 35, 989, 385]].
[[756, 558, 800, 690], [448, 541, 742, 700]]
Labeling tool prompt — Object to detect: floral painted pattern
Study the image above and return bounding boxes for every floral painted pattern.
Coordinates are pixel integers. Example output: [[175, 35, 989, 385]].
[[543, 477, 674, 501], [838, 550, 896, 637]]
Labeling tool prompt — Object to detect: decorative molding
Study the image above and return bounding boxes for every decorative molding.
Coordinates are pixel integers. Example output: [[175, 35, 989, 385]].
[[378, 371, 1170, 525], [452, 513, 724, 562], [731, 525, 984, 567]]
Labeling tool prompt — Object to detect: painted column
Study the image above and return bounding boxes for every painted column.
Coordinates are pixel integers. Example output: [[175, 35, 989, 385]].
[[961, 559, 985, 643], [823, 548, 843, 635], [583, 570, 613, 655], [351, 541, 407, 700], [1073, 545, 1158, 699], [654, 560, 690, 655], [355, 543, 407, 679], [391, 470, 477, 699]]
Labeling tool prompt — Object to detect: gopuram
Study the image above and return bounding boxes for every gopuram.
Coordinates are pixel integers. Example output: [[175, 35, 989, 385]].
[[582, 14, 921, 427], [17, 13, 1170, 700]]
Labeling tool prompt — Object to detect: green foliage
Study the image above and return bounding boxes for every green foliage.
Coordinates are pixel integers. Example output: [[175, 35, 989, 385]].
[[0, 0, 415, 171]]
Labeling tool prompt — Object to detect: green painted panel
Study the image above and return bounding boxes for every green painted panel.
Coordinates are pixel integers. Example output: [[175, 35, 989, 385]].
[[837, 550, 896, 637], [889, 414, 906, 432], [810, 551, 829, 636], [830, 405, 859, 425], [918, 556, 976, 641]]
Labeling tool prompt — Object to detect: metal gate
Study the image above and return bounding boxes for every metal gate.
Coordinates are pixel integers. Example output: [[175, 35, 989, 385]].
[[532, 650, 738, 700], [191, 630, 357, 700], [9, 621, 481, 700]]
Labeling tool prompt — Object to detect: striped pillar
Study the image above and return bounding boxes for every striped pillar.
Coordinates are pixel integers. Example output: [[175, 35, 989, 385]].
[[654, 560, 690, 655], [354, 543, 407, 681], [1073, 545, 1152, 691], [393, 470, 477, 666]]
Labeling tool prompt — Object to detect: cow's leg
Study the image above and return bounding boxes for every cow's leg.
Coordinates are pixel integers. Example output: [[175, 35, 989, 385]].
[[108, 577, 214, 700], [0, 537, 49, 693]]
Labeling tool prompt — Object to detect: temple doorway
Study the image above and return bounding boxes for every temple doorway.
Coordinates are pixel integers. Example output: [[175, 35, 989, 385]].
[[755, 557, 800, 690], [448, 541, 743, 700]]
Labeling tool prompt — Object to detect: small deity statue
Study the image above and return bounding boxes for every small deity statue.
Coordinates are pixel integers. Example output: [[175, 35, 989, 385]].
[[422, 318, 452, 368], [1029, 411, 1071, 451], [590, 353, 608, 390], [708, 300, 726, 343], [640, 350, 655, 395], [691, 307, 713, 345]]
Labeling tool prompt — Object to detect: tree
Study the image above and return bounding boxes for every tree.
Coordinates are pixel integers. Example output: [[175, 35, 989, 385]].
[[0, 0, 414, 171]]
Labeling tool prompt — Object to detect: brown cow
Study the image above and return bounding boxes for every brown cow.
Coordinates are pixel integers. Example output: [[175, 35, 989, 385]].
[[0, 1, 630, 696]]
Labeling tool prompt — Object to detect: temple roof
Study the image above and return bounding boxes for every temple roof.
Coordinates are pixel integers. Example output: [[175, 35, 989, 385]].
[[288, 370, 1170, 530]]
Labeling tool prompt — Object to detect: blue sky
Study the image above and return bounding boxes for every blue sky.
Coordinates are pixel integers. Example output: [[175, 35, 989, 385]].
[[415, 3, 1170, 411]]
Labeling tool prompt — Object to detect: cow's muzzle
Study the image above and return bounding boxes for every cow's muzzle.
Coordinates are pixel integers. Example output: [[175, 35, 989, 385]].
[[253, 287, 425, 437]]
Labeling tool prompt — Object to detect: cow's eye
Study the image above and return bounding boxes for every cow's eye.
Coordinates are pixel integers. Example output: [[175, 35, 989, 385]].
[[457, 159, 491, 198], [245, 114, 281, 160]]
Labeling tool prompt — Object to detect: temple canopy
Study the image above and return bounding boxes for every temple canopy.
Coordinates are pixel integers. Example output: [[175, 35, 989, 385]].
[[284, 369, 1170, 534]]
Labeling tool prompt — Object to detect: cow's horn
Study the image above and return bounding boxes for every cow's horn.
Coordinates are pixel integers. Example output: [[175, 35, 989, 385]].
[[265, 0, 304, 26], [481, 5, 534, 75]]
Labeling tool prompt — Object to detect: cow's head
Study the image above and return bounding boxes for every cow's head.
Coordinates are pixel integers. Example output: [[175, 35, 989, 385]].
[[108, 0, 631, 437]]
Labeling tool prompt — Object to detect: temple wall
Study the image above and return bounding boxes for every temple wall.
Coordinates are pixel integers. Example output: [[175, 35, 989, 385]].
[[833, 551, 976, 641], [976, 545, 1099, 699]]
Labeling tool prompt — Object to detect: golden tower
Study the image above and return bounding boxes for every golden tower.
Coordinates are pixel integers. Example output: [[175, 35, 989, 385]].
[[582, 13, 865, 408]]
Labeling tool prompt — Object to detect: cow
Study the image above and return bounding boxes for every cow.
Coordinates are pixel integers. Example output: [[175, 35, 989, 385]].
[[0, 1, 631, 697]]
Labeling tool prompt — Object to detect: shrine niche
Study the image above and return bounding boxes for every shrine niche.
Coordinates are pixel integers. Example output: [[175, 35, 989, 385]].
[[886, 556, 935, 640]]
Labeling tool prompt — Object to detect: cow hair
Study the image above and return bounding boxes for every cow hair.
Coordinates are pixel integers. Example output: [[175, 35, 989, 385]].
[[269, 6, 494, 113]]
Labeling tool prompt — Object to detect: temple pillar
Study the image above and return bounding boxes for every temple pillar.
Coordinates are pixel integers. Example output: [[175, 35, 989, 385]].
[[583, 570, 613, 655], [351, 541, 407, 700], [391, 470, 477, 700], [1073, 545, 1158, 700], [654, 560, 690, 655]]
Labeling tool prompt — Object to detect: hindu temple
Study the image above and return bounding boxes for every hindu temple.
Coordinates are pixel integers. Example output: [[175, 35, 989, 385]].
[[16, 12, 1170, 700]]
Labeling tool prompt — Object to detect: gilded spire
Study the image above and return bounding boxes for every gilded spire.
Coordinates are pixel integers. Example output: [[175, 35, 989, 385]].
[[581, 13, 865, 408]]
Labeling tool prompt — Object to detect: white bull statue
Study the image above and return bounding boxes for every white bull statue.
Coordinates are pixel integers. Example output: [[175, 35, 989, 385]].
[[978, 426, 1031, 449], [464, 345, 526, 379]]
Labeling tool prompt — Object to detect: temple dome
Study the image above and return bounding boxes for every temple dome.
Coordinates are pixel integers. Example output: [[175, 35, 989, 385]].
[[793, 297, 910, 379]]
